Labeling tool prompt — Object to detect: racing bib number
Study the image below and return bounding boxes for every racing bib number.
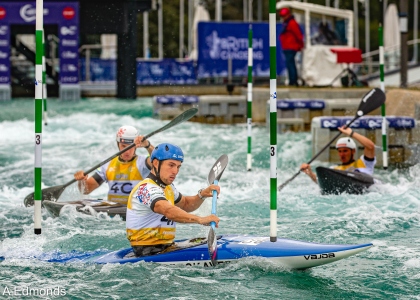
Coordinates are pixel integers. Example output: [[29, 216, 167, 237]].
[[110, 182, 133, 194]]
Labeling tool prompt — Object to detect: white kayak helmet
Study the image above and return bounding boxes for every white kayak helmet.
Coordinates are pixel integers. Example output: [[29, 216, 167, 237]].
[[116, 125, 138, 144], [335, 137, 356, 150]]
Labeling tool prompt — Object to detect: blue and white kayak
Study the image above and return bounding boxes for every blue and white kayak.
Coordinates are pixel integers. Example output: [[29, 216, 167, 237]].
[[45, 235, 372, 269]]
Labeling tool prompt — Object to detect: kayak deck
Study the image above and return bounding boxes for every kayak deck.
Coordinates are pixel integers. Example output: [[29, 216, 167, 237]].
[[42, 199, 127, 220], [316, 166, 375, 195], [87, 235, 372, 269]]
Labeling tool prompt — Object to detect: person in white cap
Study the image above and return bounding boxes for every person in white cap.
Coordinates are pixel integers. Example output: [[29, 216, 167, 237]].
[[300, 126, 376, 184], [74, 125, 154, 204]]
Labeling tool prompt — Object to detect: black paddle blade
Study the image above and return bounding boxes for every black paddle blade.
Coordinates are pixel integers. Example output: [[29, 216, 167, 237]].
[[356, 88, 386, 117], [143, 108, 198, 140], [24, 185, 66, 207], [277, 88, 386, 192], [208, 154, 229, 185]]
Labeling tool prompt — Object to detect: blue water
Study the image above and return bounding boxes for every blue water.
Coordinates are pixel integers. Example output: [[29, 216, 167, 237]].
[[1, 98, 419, 299]]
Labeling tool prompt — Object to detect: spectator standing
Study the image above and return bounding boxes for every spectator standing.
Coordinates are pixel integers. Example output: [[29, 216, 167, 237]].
[[278, 7, 304, 86]]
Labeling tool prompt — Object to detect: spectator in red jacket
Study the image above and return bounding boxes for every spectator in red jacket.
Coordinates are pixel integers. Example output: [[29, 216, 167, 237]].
[[279, 8, 304, 86]]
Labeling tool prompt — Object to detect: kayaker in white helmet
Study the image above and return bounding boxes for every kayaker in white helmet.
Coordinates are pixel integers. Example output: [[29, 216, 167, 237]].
[[73, 125, 154, 204], [300, 126, 376, 184]]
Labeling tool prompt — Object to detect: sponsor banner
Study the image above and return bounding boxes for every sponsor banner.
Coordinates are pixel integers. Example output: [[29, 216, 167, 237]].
[[197, 22, 286, 78], [1, 2, 76, 24], [80, 58, 197, 85], [277, 99, 325, 110], [155, 95, 199, 105], [320, 116, 416, 129], [79, 58, 116, 82], [0, 2, 79, 85], [137, 59, 197, 85], [0, 23, 10, 83]]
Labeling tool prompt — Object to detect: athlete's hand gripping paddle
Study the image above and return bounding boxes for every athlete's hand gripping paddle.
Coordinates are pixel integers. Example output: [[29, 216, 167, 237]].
[[207, 154, 228, 266], [278, 88, 386, 191], [24, 108, 198, 207]]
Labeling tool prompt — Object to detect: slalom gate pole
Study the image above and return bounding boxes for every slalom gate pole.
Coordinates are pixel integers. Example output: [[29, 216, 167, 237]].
[[379, 22, 388, 169], [269, 0, 277, 242], [42, 31, 48, 126], [34, 0, 44, 234], [247, 24, 253, 171]]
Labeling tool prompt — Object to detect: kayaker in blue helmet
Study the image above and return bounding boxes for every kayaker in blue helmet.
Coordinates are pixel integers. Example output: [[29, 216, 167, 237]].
[[300, 126, 376, 184], [126, 143, 220, 257], [73, 125, 153, 204]]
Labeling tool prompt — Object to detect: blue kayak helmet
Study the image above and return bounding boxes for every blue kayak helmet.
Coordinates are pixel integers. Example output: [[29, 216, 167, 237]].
[[150, 143, 184, 180], [151, 143, 184, 162]]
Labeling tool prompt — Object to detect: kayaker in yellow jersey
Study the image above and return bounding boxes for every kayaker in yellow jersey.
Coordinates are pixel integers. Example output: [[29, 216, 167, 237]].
[[126, 143, 220, 257], [74, 125, 154, 204], [300, 126, 376, 184]]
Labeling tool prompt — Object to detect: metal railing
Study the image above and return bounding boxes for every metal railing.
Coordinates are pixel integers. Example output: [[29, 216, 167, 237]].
[[358, 38, 420, 80], [79, 44, 105, 82]]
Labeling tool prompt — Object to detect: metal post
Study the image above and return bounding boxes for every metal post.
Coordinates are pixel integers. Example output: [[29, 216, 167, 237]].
[[354, 0, 359, 48], [365, 0, 371, 74], [158, 0, 163, 59], [412, 0, 418, 63], [143, 11, 149, 59], [86, 48, 91, 81], [400, 0, 408, 87], [257, 0, 262, 21], [216, 0, 222, 21], [248, 0, 253, 22], [180, 0, 184, 58], [188, 0, 193, 54]]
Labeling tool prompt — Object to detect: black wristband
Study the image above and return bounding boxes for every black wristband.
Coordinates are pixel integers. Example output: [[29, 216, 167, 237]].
[[350, 130, 354, 137], [145, 141, 151, 149]]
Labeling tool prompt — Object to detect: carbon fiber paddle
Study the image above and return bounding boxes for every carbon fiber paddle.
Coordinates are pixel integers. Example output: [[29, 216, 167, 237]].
[[207, 154, 229, 266], [24, 108, 198, 207], [278, 88, 386, 191]]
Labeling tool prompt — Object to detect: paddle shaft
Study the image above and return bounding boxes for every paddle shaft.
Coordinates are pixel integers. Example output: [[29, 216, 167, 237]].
[[206, 154, 228, 266], [53, 126, 179, 189], [24, 108, 198, 205], [278, 116, 359, 191], [74, 107, 198, 181], [210, 179, 219, 229]]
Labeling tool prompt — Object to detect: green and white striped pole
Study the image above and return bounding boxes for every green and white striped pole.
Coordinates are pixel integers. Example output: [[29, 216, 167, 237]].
[[34, 0, 44, 234], [42, 32, 48, 126], [379, 23, 388, 169], [247, 24, 253, 171], [269, 0, 277, 242]]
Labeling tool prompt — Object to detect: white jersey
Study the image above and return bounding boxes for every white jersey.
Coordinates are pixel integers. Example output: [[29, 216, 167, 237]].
[[126, 178, 181, 246], [333, 155, 376, 175]]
